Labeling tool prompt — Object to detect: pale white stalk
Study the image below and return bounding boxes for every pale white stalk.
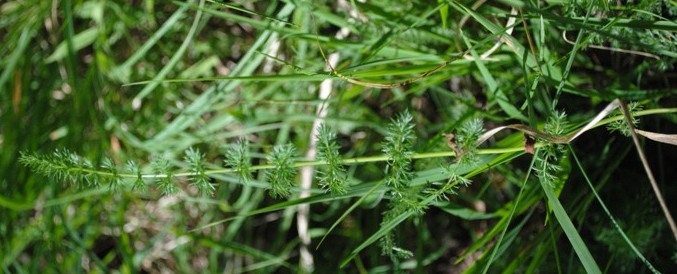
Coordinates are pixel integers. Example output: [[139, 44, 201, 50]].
[[262, 39, 281, 74], [459, 1, 517, 61], [297, 26, 349, 273]]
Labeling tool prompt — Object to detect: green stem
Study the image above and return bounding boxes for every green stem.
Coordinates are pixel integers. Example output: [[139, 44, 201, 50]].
[[51, 108, 677, 180]]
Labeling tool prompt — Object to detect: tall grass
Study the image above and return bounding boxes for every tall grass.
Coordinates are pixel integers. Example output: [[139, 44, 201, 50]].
[[2, 0, 677, 272]]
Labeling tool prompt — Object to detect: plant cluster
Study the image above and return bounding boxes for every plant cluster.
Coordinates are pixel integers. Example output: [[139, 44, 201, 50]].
[[565, 0, 677, 70], [5, 0, 677, 273], [316, 125, 348, 194]]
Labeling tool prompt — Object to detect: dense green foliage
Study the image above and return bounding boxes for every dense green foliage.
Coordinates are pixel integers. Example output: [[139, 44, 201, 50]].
[[2, 0, 677, 272]]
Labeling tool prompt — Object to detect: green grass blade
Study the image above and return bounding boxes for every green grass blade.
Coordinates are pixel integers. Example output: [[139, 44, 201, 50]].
[[568, 145, 660, 273], [461, 31, 528, 122], [146, 3, 296, 144], [448, 1, 537, 68], [480, 155, 537, 273], [0, 26, 33, 89], [317, 180, 386, 249], [191, 181, 383, 232], [44, 27, 99, 64], [195, 236, 295, 271], [552, 1, 594, 109], [206, 0, 296, 27], [538, 148, 602, 274], [124, 73, 331, 86], [133, 0, 205, 104], [110, 5, 189, 82], [340, 211, 415, 268], [438, 0, 448, 29]]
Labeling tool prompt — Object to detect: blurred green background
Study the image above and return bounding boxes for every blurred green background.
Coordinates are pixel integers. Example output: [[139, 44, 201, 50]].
[[2, 0, 677, 273]]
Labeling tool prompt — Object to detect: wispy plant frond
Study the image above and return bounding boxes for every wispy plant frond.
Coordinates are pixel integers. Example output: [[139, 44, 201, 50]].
[[382, 110, 416, 195], [185, 147, 213, 196], [607, 102, 642, 136], [225, 139, 253, 184], [151, 156, 176, 195], [19, 149, 98, 186], [266, 143, 297, 199], [316, 125, 348, 194], [101, 157, 121, 190], [454, 118, 485, 165], [127, 160, 146, 191]]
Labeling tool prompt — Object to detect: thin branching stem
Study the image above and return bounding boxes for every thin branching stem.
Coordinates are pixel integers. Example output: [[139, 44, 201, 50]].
[[21, 108, 677, 183]]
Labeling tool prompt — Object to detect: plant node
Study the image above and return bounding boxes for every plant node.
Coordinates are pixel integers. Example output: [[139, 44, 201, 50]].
[[316, 125, 348, 195], [266, 143, 297, 198]]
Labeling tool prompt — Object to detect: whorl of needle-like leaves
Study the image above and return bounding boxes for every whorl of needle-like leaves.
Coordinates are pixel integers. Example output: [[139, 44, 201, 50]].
[[185, 147, 213, 196], [544, 111, 569, 136], [127, 160, 146, 190], [101, 157, 121, 190], [225, 139, 252, 183], [151, 156, 176, 195], [607, 102, 641, 137], [266, 143, 297, 198], [424, 170, 473, 203], [378, 110, 420, 264], [420, 120, 482, 204], [454, 118, 485, 165], [19, 149, 99, 186], [316, 125, 347, 194], [379, 203, 415, 263], [382, 110, 416, 195], [535, 111, 568, 188]]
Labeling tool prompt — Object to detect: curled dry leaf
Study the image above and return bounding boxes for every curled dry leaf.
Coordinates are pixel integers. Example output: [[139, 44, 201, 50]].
[[444, 133, 458, 151], [635, 129, 677, 146]]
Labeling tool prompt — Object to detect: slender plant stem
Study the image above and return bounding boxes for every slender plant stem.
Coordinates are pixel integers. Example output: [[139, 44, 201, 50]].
[[50, 107, 677, 181]]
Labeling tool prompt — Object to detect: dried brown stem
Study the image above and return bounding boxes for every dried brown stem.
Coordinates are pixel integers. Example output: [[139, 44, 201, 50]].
[[618, 100, 677, 244]]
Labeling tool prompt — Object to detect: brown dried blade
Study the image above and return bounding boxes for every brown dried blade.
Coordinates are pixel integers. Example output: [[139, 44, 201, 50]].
[[619, 100, 677, 244], [635, 129, 677, 146]]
